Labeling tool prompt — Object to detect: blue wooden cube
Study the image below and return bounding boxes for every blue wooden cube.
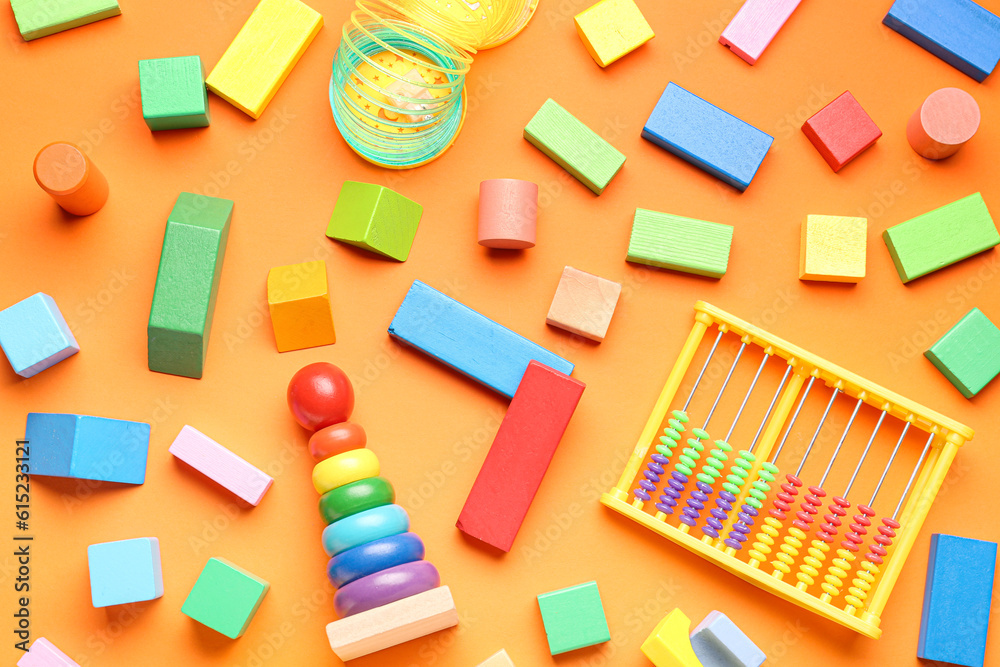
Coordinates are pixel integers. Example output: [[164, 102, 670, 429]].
[[88, 537, 163, 607], [25, 413, 150, 484], [0, 293, 79, 378]]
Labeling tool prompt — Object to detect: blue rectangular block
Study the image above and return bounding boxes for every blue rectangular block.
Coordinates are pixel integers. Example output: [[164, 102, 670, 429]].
[[388, 280, 575, 398], [88, 537, 164, 607], [26, 413, 150, 484], [884, 0, 1000, 82], [918, 533, 997, 667], [642, 82, 773, 191], [690, 611, 766, 667], [0, 292, 79, 378]]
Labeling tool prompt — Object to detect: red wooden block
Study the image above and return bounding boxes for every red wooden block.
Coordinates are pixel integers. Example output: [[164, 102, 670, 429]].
[[801, 91, 881, 172], [456, 361, 585, 552]]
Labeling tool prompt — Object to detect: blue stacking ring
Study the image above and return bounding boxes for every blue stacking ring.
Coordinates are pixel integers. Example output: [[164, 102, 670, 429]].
[[322, 503, 409, 557], [327, 531, 425, 588]]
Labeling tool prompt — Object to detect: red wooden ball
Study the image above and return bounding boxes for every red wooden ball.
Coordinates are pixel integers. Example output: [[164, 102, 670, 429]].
[[287, 363, 355, 431], [309, 422, 367, 460]]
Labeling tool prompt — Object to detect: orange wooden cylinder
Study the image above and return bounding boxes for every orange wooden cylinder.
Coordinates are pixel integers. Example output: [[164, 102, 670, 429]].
[[906, 88, 980, 160], [33, 142, 109, 215]]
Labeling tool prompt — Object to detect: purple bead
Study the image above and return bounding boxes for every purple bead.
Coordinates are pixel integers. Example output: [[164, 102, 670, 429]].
[[702, 525, 720, 538], [654, 502, 673, 513], [706, 517, 723, 531], [639, 479, 656, 491], [696, 481, 713, 494], [679, 514, 698, 527], [652, 454, 669, 464], [333, 561, 440, 617], [732, 522, 751, 535], [633, 488, 650, 501], [671, 471, 688, 484], [691, 490, 709, 503], [709, 508, 727, 520], [724, 538, 743, 549], [719, 490, 737, 503]]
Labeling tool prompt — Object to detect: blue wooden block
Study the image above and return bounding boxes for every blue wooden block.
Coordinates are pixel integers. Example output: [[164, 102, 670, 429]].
[[388, 280, 575, 398], [25, 413, 150, 484], [690, 611, 766, 667], [642, 82, 773, 191], [918, 534, 997, 667], [0, 292, 79, 378], [88, 537, 163, 607], [883, 0, 1000, 82]]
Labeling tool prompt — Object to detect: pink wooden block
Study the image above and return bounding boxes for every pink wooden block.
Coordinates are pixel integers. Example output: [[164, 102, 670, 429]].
[[478, 179, 538, 249], [169, 425, 273, 506], [719, 0, 803, 65], [17, 638, 80, 667]]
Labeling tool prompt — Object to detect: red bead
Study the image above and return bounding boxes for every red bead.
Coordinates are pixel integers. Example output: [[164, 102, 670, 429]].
[[287, 363, 355, 431], [309, 422, 367, 460]]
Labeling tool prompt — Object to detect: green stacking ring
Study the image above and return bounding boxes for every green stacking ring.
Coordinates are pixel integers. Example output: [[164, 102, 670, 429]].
[[319, 476, 395, 525]]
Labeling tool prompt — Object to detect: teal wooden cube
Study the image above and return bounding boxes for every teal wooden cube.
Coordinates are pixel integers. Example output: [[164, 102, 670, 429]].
[[326, 181, 423, 261], [537, 580, 610, 655], [139, 56, 210, 131], [182, 557, 269, 638], [88, 537, 163, 607], [925, 308, 1000, 398]]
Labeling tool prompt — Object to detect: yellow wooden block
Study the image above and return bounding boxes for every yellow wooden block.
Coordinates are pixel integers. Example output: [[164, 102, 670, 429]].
[[574, 0, 654, 67], [267, 260, 335, 352], [206, 0, 323, 119], [799, 215, 867, 282], [640, 609, 705, 667]]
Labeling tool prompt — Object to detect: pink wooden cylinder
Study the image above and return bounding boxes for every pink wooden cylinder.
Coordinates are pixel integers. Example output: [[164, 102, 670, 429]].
[[906, 88, 980, 160], [477, 179, 538, 249]]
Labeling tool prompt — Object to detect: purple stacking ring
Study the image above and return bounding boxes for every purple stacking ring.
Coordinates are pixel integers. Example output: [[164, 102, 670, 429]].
[[333, 560, 440, 617]]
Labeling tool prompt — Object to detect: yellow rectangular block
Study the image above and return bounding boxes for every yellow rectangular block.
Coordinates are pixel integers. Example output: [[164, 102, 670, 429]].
[[574, 0, 654, 67], [799, 215, 867, 282], [206, 0, 323, 119], [266, 260, 335, 352]]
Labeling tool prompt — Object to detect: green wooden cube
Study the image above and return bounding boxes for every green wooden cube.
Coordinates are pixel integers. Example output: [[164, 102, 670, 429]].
[[326, 181, 422, 261], [11, 0, 121, 41], [182, 557, 269, 639], [139, 56, 210, 131], [925, 308, 1000, 398], [537, 581, 610, 655], [627, 208, 734, 278]]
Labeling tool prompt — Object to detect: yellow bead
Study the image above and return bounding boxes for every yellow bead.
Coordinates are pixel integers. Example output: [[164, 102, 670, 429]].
[[312, 449, 379, 494]]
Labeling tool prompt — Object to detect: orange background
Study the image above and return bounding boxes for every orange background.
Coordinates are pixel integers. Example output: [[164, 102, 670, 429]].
[[2, 1, 999, 666]]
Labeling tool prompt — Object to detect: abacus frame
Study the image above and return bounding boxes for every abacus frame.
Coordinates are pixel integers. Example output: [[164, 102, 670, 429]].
[[600, 301, 974, 639]]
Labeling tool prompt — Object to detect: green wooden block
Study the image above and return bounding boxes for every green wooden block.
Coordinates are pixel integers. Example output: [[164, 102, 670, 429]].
[[148, 193, 233, 379], [524, 98, 626, 195], [11, 0, 121, 41], [537, 581, 610, 655], [925, 308, 1000, 398], [882, 193, 999, 283], [139, 56, 210, 131], [326, 181, 422, 261], [181, 557, 269, 639], [626, 208, 734, 278]]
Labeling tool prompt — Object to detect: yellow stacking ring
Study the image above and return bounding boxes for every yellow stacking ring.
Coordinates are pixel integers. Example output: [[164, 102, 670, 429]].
[[313, 449, 380, 494]]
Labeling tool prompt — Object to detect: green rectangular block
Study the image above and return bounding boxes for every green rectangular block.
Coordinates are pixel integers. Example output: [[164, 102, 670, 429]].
[[524, 98, 626, 195], [326, 181, 422, 261], [139, 56, 210, 131], [182, 557, 269, 639], [925, 308, 1000, 398], [148, 193, 233, 379], [882, 192, 999, 283], [11, 0, 121, 41], [537, 581, 610, 655], [627, 208, 734, 278]]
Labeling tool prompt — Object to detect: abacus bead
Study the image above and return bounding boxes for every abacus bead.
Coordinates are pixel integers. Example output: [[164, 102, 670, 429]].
[[309, 422, 367, 460], [327, 532, 425, 588], [322, 504, 409, 557], [319, 477, 395, 524], [313, 449, 379, 494], [333, 561, 440, 617]]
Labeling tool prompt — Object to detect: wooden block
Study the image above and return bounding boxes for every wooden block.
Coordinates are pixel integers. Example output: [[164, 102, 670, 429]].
[[17, 638, 80, 667], [882, 192, 999, 283], [907, 87, 981, 159], [719, 0, 803, 65], [169, 425, 274, 505], [87, 537, 163, 608], [25, 413, 149, 484], [478, 179, 538, 249], [546, 266, 621, 341], [476, 649, 516, 667], [799, 215, 867, 282], [326, 585, 458, 661], [182, 557, 269, 639], [626, 208, 734, 278], [536, 581, 610, 655], [642, 82, 773, 191], [33, 142, 109, 216], [918, 534, 997, 667], [690, 611, 766, 667], [148, 192, 233, 378], [206, 0, 323, 119], [139, 56, 210, 131], [0, 293, 79, 378], [883, 0, 1000, 82], [801, 91, 881, 172], [524, 98, 626, 195], [641, 609, 703, 667], [267, 260, 336, 351], [11, 0, 120, 41], [925, 308, 1000, 398], [326, 181, 422, 261], [574, 0, 654, 67], [388, 281, 574, 399], [457, 361, 585, 552]]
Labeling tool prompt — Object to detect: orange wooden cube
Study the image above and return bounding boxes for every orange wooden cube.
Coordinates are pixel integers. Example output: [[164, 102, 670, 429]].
[[267, 260, 336, 352], [546, 266, 621, 342]]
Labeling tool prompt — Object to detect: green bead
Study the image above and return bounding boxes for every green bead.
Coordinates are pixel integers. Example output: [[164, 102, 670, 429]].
[[671, 410, 689, 423], [318, 476, 394, 524], [692, 428, 710, 440]]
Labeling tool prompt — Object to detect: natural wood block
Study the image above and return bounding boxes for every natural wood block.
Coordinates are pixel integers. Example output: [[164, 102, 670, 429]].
[[182, 558, 269, 639], [882, 192, 998, 283], [546, 266, 621, 341], [801, 91, 881, 172], [25, 413, 149, 484], [87, 538, 163, 607], [537, 581, 610, 655], [627, 208, 734, 278], [139, 56, 210, 131], [925, 308, 1000, 398], [169, 425, 274, 505], [799, 215, 867, 282], [574, 0, 654, 67], [326, 181, 422, 261], [267, 260, 336, 351], [17, 638, 80, 667], [478, 179, 538, 249], [0, 292, 79, 378], [33, 142, 109, 216], [476, 649, 516, 667], [719, 0, 803, 65], [524, 98, 626, 195], [206, 0, 323, 119], [907, 87, 981, 159], [11, 0, 120, 41]]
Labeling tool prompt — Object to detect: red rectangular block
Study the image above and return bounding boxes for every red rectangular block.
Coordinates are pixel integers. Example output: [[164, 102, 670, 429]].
[[801, 91, 881, 172], [456, 361, 585, 552]]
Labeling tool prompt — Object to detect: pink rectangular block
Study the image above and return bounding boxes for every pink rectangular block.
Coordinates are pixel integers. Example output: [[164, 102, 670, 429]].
[[18, 638, 80, 667], [169, 425, 273, 506], [719, 0, 803, 65]]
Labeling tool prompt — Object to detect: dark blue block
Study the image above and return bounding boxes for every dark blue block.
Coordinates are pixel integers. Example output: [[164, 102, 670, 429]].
[[642, 82, 773, 191], [918, 533, 996, 667], [883, 0, 1000, 82]]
